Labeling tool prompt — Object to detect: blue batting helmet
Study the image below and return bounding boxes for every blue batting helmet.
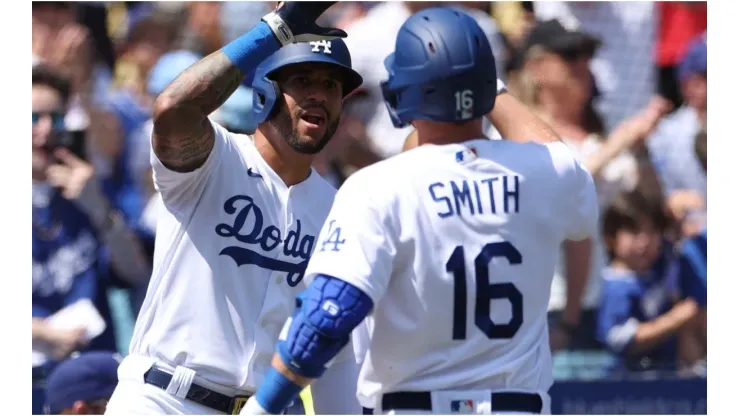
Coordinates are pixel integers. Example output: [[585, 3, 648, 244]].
[[251, 40, 363, 125], [381, 7, 497, 128]]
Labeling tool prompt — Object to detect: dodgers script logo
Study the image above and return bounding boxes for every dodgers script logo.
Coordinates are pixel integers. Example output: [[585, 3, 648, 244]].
[[215, 195, 315, 287]]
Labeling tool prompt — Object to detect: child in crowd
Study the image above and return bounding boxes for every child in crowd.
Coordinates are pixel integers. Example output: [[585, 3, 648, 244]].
[[596, 190, 703, 373]]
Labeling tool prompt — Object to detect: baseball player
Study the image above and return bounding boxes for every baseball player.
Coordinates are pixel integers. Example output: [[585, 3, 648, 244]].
[[104, 2, 364, 415], [243, 7, 599, 415]]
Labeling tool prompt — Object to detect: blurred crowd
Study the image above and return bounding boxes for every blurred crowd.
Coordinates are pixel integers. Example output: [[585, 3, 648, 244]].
[[31, 1, 707, 414]]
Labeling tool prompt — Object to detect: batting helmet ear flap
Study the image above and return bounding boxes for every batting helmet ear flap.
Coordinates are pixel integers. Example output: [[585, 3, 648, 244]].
[[251, 76, 282, 125]]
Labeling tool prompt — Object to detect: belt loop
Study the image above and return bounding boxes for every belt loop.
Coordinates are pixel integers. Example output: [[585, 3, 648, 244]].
[[168, 365, 196, 399]]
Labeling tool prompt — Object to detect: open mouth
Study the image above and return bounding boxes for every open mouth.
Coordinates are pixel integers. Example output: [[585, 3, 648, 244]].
[[300, 109, 326, 127]]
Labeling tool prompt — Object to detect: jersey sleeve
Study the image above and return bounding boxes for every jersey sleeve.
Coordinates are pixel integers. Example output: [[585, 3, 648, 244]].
[[549, 143, 600, 241], [596, 278, 638, 354], [303, 172, 397, 306], [678, 235, 707, 307], [150, 118, 233, 208]]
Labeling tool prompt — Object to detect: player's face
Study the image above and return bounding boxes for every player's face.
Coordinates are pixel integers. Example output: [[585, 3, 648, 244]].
[[269, 63, 344, 155], [613, 218, 663, 272], [32, 84, 64, 180]]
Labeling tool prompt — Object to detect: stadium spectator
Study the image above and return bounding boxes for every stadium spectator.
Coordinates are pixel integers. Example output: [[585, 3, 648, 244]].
[[103, 14, 177, 228], [32, 65, 118, 413], [533, 1, 657, 133], [493, 1, 536, 79], [674, 129, 708, 371], [596, 190, 698, 373], [44, 351, 121, 415], [32, 63, 150, 337], [515, 18, 673, 351], [648, 33, 707, 237], [655, 2, 707, 109]]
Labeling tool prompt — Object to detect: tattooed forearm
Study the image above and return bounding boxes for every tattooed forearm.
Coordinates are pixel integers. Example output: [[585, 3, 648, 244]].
[[152, 51, 244, 172]]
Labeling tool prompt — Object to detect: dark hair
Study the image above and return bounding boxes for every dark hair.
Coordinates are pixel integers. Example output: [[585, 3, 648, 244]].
[[583, 100, 605, 137], [695, 128, 707, 173], [126, 14, 178, 48], [584, 72, 605, 136], [602, 190, 670, 260], [32, 64, 71, 103], [32, 2, 72, 11]]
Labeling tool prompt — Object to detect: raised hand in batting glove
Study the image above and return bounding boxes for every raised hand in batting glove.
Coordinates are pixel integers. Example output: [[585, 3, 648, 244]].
[[262, 1, 346, 46]]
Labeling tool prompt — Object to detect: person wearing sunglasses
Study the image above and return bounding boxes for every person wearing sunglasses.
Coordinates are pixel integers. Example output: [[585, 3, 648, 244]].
[[32, 64, 151, 413]]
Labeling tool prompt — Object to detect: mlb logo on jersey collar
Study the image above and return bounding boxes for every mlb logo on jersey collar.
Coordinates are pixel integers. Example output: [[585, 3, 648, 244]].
[[451, 399, 475, 413], [455, 147, 478, 163]]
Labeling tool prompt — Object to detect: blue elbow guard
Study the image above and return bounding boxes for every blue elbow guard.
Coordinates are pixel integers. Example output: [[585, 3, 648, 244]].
[[278, 275, 373, 378]]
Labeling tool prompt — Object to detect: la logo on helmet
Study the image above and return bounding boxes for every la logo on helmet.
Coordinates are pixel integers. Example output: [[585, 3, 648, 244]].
[[310, 40, 332, 54]]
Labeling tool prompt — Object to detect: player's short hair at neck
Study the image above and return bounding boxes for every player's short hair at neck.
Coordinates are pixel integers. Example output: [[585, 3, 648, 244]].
[[32, 64, 71, 103]]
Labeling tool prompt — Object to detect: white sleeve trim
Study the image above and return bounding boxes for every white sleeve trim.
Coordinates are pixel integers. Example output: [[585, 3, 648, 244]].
[[606, 317, 639, 353]]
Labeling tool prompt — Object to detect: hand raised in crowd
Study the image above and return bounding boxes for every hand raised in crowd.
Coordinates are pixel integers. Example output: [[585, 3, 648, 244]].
[[46, 23, 94, 91], [49, 327, 88, 361], [45, 148, 96, 202], [613, 96, 674, 150], [32, 21, 53, 60], [589, 95, 674, 176], [45, 148, 112, 231]]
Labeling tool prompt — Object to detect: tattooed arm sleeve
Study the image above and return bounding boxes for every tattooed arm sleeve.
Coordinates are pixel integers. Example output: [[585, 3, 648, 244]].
[[151, 51, 244, 173]]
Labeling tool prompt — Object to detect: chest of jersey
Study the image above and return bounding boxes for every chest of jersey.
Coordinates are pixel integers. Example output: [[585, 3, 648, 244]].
[[188, 146, 330, 290], [213, 192, 316, 287]]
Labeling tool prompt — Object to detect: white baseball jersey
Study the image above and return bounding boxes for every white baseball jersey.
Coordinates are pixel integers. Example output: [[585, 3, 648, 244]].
[[304, 139, 599, 407], [124, 119, 337, 392]]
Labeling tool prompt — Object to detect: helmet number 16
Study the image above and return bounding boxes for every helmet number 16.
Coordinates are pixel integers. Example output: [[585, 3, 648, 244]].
[[454, 89, 474, 120]]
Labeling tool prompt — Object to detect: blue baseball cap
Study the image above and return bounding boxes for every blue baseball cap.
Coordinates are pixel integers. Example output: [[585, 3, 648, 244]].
[[44, 352, 122, 414], [218, 86, 257, 133], [147, 50, 203, 96], [679, 33, 707, 80]]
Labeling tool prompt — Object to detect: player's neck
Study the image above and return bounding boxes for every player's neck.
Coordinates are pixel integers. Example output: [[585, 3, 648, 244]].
[[253, 129, 314, 187], [415, 119, 485, 147]]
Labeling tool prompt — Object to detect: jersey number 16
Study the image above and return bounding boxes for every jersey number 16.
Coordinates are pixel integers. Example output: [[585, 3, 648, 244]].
[[446, 241, 523, 340]]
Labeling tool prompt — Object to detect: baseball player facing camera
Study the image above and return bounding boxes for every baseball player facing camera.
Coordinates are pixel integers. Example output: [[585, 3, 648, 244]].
[[246, 7, 599, 416], [105, 2, 363, 414]]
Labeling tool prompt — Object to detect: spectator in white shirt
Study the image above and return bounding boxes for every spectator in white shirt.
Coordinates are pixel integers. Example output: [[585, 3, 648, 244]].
[[534, 1, 656, 133]]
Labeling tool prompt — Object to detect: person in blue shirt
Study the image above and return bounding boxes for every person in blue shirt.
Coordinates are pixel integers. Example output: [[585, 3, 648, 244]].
[[596, 190, 700, 373], [673, 129, 707, 366], [32, 63, 150, 414]]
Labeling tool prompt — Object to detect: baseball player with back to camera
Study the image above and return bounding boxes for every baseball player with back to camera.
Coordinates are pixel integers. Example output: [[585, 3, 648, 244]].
[[104, 2, 365, 415], [242, 7, 600, 416]]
